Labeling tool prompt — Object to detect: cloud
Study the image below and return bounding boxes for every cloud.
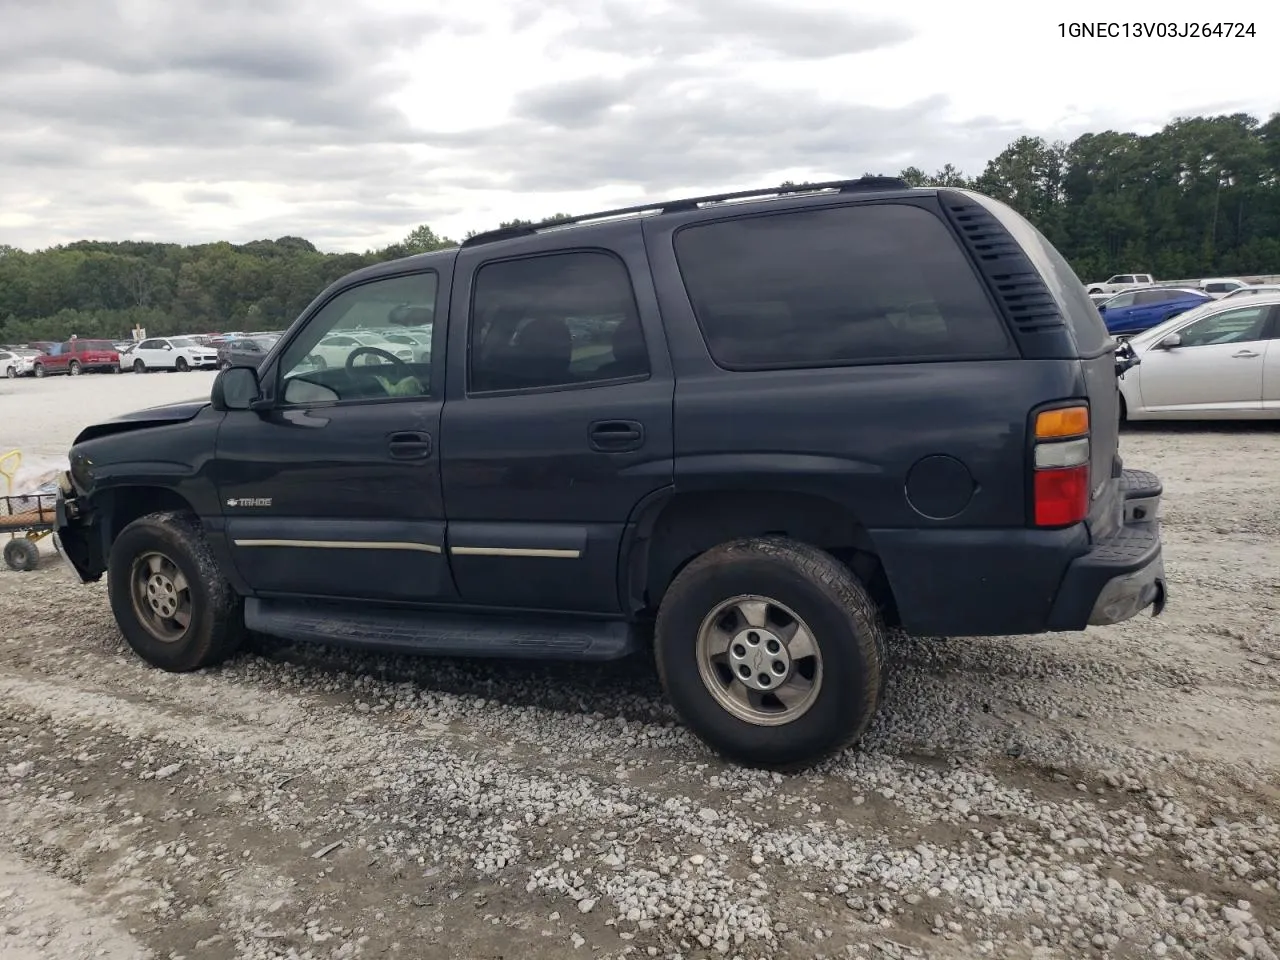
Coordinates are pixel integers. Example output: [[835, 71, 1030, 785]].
[[0, 0, 1001, 253], [530, 0, 914, 60]]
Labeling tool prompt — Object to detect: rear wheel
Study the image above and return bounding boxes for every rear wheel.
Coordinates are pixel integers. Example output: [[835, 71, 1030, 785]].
[[133, 359, 145, 374], [107, 511, 245, 672], [69, 361, 81, 376], [4, 538, 41, 572], [4, 365, 14, 378], [655, 535, 885, 770]]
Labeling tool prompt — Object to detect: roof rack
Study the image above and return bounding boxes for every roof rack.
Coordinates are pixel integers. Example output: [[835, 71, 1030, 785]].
[[459, 176, 912, 248]]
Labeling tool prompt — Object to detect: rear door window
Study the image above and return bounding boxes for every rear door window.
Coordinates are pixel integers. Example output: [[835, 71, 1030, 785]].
[[672, 203, 1012, 369]]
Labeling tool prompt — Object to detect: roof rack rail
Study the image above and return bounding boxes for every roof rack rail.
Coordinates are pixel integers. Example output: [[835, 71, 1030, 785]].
[[459, 176, 912, 248]]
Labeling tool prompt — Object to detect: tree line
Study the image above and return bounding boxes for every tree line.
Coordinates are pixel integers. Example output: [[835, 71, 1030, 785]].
[[2, 112, 1278, 344]]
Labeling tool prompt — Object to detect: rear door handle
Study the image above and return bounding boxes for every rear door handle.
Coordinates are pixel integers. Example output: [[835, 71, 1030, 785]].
[[589, 419, 644, 452], [1232, 350, 1260, 358], [388, 431, 432, 459]]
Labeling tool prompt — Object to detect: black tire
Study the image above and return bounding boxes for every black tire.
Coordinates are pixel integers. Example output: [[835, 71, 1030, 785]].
[[69, 360, 81, 376], [4, 365, 14, 379], [107, 511, 245, 672], [133, 359, 145, 374], [33, 364, 45, 378], [175, 356, 189, 372], [654, 535, 885, 770], [3, 538, 41, 572]]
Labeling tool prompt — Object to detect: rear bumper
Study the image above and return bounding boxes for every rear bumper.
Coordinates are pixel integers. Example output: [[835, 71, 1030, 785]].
[[873, 468, 1167, 637]]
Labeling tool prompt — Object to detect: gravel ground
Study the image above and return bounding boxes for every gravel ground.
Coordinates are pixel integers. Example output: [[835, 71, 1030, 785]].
[[1, 373, 1278, 960]]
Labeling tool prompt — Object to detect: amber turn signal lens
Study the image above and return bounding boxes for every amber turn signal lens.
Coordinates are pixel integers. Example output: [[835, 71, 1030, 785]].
[[1035, 405, 1089, 439]]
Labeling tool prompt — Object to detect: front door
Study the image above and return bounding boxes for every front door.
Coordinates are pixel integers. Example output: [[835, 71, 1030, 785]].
[[1139, 303, 1275, 413], [214, 266, 457, 604], [440, 229, 675, 614]]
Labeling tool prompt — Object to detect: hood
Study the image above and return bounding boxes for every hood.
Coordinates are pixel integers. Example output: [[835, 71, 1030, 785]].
[[73, 398, 210, 444]]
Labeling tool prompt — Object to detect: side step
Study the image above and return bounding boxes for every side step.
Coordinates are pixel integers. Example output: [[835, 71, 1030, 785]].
[[244, 598, 638, 662]]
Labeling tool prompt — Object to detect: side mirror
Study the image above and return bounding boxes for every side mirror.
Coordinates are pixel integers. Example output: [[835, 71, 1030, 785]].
[[211, 366, 262, 411], [1158, 333, 1182, 350]]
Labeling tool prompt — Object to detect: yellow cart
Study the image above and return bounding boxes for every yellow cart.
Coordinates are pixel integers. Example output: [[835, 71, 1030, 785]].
[[0, 450, 59, 571]]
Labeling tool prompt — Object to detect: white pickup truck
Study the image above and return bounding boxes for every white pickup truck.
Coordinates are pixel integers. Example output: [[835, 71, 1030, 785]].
[[1085, 273, 1155, 295]]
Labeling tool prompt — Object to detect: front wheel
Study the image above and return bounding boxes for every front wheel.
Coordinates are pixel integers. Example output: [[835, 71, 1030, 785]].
[[654, 536, 885, 770], [175, 356, 189, 372], [107, 511, 245, 672]]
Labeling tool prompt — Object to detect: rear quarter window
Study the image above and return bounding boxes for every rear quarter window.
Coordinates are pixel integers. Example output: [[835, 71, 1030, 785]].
[[672, 203, 1013, 369], [964, 193, 1112, 356]]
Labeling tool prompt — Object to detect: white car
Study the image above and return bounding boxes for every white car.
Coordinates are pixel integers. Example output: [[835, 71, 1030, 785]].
[[307, 332, 414, 369], [1085, 273, 1155, 296], [376, 329, 432, 362], [128, 337, 221, 373], [1220, 283, 1280, 301], [1117, 293, 1280, 420], [1197, 277, 1250, 298], [0, 348, 39, 378]]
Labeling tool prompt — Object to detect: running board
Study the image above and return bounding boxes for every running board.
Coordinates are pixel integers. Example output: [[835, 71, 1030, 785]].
[[244, 598, 638, 662]]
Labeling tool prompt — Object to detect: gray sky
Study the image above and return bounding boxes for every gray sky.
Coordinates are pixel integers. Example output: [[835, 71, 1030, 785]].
[[1, 0, 1275, 252]]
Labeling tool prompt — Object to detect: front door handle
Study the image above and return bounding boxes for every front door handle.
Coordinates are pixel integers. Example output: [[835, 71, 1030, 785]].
[[388, 431, 432, 459], [589, 419, 644, 452], [1232, 350, 1260, 358]]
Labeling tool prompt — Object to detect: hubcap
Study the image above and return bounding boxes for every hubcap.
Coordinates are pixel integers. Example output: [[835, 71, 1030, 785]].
[[695, 595, 823, 726], [129, 551, 192, 643]]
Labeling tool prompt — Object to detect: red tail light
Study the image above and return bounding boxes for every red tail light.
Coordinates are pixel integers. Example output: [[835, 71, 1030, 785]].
[[1034, 464, 1089, 526], [1032, 405, 1090, 528]]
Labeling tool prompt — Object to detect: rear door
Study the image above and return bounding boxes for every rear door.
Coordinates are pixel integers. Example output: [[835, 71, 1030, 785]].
[[1263, 310, 1280, 413], [440, 223, 675, 614], [136, 339, 168, 369]]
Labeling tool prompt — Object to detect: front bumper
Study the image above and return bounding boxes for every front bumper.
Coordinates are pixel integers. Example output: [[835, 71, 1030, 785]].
[[55, 479, 104, 582]]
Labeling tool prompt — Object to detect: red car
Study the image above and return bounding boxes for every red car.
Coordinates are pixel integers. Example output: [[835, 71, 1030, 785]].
[[32, 339, 120, 377]]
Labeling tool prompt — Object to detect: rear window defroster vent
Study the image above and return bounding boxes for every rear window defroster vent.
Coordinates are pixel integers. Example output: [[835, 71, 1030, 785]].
[[944, 201, 1065, 335]]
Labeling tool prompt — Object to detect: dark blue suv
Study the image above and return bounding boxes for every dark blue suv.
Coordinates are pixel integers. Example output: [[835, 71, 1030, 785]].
[[1098, 287, 1211, 337], [54, 178, 1168, 770]]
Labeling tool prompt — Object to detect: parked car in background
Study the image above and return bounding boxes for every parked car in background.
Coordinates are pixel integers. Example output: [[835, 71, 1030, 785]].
[[1220, 283, 1280, 301], [127, 337, 220, 373], [32, 339, 120, 377], [217, 335, 280, 370], [1117, 293, 1280, 420], [0, 348, 40, 378], [1197, 277, 1250, 298], [1096, 287, 1211, 338], [1085, 273, 1155, 295], [376, 328, 432, 362], [306, 331, 413, 369]]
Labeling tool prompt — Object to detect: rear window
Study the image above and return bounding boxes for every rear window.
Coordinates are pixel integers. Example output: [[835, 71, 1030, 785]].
[[963, 193, 1112, 356], [672, 203, 1012, 369], [77, 340, 115, 351]]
